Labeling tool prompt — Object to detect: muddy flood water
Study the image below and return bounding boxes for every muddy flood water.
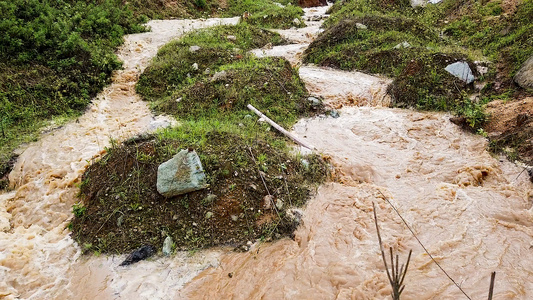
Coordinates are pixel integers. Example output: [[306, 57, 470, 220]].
[[2, 5, 533, 300]]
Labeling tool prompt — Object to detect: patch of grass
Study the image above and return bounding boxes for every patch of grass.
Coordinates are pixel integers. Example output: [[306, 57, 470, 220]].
[[223, 0, 304, 29]]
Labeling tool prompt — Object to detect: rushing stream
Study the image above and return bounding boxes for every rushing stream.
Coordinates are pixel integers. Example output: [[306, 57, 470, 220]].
[[2, 5, 533, 300]]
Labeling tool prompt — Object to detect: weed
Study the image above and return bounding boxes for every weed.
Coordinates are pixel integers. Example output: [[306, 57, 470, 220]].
[[72, 202, 87, 218]]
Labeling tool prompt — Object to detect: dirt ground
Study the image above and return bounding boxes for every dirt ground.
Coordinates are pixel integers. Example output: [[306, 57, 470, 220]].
[[484, 96, 533, 165]]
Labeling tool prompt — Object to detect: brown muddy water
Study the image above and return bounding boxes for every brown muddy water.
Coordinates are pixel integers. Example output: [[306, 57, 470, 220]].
[[1, 5, 533, 300]]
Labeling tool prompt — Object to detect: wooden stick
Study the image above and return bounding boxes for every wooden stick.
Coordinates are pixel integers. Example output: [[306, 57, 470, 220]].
[[247, 104, 315, 151], [488, 272, 496, 300]]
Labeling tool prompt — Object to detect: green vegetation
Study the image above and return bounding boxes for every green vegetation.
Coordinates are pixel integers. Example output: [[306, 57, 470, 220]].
[[223, 0, 304, 29], [306, 0, 533, 130], [0, 0, 305, 189], [71, 24, 329, 254], [0, 0, 147, 182]]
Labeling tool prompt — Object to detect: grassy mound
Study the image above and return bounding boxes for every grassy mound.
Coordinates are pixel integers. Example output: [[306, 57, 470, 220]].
[[223, 0, 304, 29], [71, 23, 329, 254], [305, 0, 533, 132], [71, 128, 328, 254], [137, 23, 317, 127]]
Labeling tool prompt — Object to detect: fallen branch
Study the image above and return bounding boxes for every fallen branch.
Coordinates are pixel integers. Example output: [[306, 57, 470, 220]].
[[247, 104, 315, 151]]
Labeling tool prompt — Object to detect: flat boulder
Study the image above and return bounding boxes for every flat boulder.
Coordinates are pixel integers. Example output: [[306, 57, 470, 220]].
[[157, 149, 208, 197], [514, 55, 533, 89], [445, 61, 475, 84]]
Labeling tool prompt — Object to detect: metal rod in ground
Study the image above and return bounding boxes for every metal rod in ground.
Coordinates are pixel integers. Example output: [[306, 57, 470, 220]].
[[247, 104, 315, 151], [488, 272, 496, 300]]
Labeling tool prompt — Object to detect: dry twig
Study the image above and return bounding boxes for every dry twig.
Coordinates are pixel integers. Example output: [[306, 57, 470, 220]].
[[373, 202, 412, 300]]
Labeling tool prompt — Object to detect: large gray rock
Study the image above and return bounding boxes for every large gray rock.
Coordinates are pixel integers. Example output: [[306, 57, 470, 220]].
[[445, 61, 475, 84], [157, 149, 208, 197], [514, 55, 533, 89]]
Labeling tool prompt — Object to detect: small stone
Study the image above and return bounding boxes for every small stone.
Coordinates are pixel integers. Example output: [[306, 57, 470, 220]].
[[192, 63, 198, 70], [264, 195, 274, 209], [329, 110, 340, 118], [307, 96, 321, 106], [189, 45, 201, 52], [203, 194, 217, 204], [120, 245, 156, 266], [173, 214, 178, 220], [356, 23, 367, 30], [393, 41, 411, 49], [204, 68, 210, 75], [206, 211, 213, 219], [231, 215, 239, 221], [300, 159, 310, 169], [275, 199, 284, 210], [227, 35, 236, 41], [286, 208, 304, 224], [514, 55, 533, 89], [162, 236, 173, 256], [211, 70, 228, 82], [293, 18, 301, 26]]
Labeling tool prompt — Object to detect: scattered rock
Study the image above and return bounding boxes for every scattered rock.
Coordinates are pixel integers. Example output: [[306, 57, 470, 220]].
[[445, 61, 475, 84], [474, 61, 489, 76], [203, 194, 217, 205], [189, 45, 201, 53], [156, 149, 208, 197], [192, 63, 198, 70], [307, 96, 321, 106], [286, 208, 304, 225], [204, 68, 211, 75], [231, 215, 239, 221], [205, 211, 213, 219], [263, 195, 274, 209], [275, 199, 284, 210], [119, 245, 156, 266], [293, 18, 301, 26], [162, 236, 173, 256], [328, 110, 340, 118], [226, 35, 236, 41], [393, 41, 411, 49], [211, 70, 229, 82], [355, 23, 367, 30], [514, 55, 533, 89]]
